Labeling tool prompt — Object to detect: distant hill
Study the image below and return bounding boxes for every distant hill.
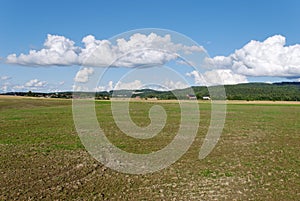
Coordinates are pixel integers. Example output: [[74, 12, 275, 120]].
[[108, 82, 300, 101], [224, 82, 300, 101], [1, 82, 300, 101]]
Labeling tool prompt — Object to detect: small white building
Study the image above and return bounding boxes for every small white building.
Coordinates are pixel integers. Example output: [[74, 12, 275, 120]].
[[186, 94, 197, 100], [202, 96, 211, 100]]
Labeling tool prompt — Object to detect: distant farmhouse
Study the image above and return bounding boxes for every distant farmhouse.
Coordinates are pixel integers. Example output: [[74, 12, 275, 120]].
[[186, 94, 197, 100]]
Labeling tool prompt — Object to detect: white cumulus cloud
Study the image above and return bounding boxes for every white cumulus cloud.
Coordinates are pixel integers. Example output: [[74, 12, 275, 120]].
[[187, 69, 248, 86], [6, 33, 205, 68], [0, 85, 9, 92], [10, 79, 48, 91], [0, 82, 13, 92], [94, 81, 114, 92], [74, 67, 94, 83], [7, 34, 79, 66], [163, 80, 189, 90], [24, 79, 47, 87], [0, 76, 11, 81], [94, 79, 189, 92], [0, 79, 69, 93], [115, 80, 143, 90], [94, 80, 143, 91], [206, 35, 300, 78]]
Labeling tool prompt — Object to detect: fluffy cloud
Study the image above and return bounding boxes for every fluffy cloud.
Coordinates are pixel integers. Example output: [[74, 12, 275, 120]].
[[74, 67, 94, 83], [0, 85, 9, 92], [94, 81, 114, 92], [7, 34, 79, 66], [0, 82, 13, 92], [9, 79, 47, 91], [0, 76, 11, 81], [6, 33, 205, 67], [206, 35, 300, 77], [115, 80, 143, 90], [93, 80, 143, 91], [24, 79, 47, 87], [0, 78, 69, 93], [94, 79, 189, 92], [187, 69, 248, 86], [163, 80, 189, 90]]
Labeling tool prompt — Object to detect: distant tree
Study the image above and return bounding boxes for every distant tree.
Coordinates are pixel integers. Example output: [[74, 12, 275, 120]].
[[27, 91, 33, 96]]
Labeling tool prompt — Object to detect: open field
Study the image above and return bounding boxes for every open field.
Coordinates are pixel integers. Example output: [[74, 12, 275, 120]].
[[0, 97, 300, 200]]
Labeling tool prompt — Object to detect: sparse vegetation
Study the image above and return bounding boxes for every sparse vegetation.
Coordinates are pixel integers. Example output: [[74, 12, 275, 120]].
[[0, 96, 299, 200]]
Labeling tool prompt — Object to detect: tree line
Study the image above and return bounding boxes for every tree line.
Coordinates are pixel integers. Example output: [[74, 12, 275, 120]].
[[1, 82, 300, 101]]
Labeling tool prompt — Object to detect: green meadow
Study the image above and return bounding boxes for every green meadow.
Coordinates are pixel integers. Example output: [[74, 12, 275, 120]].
[[0, 96, 299, 200]]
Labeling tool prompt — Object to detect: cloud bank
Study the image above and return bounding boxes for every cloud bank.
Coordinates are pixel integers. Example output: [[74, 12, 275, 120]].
[[6, 33, 300, 87], [206, 35, 300, 78], [6, 33, 204, 68], [24, 79, 47, 87], [187, 69, 248, 86], [0, 77, 69, 93], [11, 79, 48, 91], [92, 79, 189, 92]]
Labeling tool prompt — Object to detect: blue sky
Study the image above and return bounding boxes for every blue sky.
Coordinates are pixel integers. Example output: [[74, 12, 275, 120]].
[[1, 0, 300, 92]]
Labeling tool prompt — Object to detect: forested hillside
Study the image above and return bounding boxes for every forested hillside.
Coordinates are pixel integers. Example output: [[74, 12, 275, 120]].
[[2, 82, 300, 101]]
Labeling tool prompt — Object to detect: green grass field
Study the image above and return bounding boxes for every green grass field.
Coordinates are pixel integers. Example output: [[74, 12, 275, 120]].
[[0, 96, 299, 200]]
